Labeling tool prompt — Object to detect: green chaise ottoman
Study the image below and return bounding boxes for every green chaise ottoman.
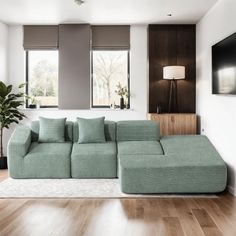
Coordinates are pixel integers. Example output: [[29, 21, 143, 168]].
[[118, 121, 227, 193]]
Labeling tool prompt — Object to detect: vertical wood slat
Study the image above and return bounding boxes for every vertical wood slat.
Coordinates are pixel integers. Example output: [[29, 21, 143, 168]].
[[59, 24, 90, 109], [148, 25, 196, 113]]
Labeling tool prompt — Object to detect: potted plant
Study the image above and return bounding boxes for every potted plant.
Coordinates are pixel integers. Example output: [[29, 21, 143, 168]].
[[115, 83, 129, 110], [0, 81, 26, 169], [28, 96, 38, 109], [124, 90, 130, 109]]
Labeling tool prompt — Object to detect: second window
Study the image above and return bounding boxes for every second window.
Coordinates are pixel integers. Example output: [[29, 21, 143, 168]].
[[92, 50, 130, 108]]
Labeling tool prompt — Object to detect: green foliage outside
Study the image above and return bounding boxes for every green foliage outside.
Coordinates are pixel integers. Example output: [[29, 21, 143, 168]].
[[30, 60, 58, 97]]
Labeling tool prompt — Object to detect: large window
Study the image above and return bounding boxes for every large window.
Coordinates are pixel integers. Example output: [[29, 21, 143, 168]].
[[26, 51, 58, 107], [92, 50, 130, 107]]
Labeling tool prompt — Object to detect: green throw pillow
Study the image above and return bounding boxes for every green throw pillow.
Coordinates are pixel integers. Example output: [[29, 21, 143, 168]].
[[77, 117, 106, 143], [39, 117, 66, 143]]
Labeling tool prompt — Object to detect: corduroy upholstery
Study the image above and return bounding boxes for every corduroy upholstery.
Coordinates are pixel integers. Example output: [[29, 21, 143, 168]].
[[119, 135, 227, 193], [38, 117, 67, 143], [118, 141, 163, 156], [22, 142, 72, 178], [116, 120, 160, 141], [8, 123, 73, 178], [71, 142, 117, 178], [73, 120, 116, 142], [71, 120, 117, 178], [77, 117, 106, 143], [8, 126, 32, 178], [31, 120, 73, 142], [8, 120, 227, 194]]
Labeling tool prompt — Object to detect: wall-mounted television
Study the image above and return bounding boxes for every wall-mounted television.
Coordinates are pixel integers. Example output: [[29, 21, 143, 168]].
[[212, 32, 236, 94]]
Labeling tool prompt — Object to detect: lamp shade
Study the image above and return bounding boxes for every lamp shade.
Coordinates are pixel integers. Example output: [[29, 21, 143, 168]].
[[163, 66, 185, 80]]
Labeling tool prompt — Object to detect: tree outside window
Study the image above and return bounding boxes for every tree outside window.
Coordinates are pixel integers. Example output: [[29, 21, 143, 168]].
[[26, 51, 58, 107], [92, 50, 129, 107]]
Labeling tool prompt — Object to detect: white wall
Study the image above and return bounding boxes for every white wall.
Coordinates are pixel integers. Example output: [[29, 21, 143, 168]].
[[0, 22, 8, 83], [8, 26, 25, 88], [0, 22, 8, 155], [5, 25, 148, 153], [196, 0, 236, 195]]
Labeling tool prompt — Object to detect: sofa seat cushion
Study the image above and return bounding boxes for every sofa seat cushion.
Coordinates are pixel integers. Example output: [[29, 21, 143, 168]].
[[160, 135, 225, 164], [23, 142, 72, 178], [71, 142, 117, 178], [118, 141, 163, 156]]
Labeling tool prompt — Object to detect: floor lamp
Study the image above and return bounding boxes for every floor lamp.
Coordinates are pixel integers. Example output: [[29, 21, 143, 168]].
[[163, 66, 185, 113]]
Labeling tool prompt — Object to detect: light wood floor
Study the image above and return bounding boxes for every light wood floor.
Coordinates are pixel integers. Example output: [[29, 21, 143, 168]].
[[0, 170, 236, 236]]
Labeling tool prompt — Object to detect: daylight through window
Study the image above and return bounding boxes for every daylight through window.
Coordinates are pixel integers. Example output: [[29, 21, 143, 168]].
[[26, 51, 58, 107], [92, 50, 129, 107]]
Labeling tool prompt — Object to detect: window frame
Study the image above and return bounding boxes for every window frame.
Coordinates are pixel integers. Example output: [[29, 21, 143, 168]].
[[25, 50, 59, 108], [91, 49, 130, 108]]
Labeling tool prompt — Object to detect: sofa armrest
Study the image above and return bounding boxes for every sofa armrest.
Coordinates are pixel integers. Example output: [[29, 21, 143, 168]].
[[7, 126, 31, 158]]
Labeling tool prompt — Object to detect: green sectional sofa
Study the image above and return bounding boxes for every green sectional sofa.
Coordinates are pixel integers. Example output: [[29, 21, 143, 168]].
[[7, 119, 227, 194]]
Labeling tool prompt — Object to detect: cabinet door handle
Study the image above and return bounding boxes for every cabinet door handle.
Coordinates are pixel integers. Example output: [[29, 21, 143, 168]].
[[171, 116, 175, 123]]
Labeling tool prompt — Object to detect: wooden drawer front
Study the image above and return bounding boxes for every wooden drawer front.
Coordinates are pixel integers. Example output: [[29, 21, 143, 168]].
[[147, 113, 197, 136]]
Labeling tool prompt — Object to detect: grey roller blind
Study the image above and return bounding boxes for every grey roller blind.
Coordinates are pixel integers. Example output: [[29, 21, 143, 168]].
[[23, 25, 59, 50], [92, 25, 130, 50], [59, 24, 90, 109]]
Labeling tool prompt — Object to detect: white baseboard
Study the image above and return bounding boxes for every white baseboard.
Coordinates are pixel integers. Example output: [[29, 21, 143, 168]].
[[227, 185, 236, 196]]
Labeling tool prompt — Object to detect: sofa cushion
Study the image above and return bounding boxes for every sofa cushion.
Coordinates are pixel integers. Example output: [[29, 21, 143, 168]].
[[73, 120, 116, 142], [118, 141, 163, 156], [160, 135, 225, 163], [31, 120, 73, 142], [38, 117, 66, 143], [23, 142, 72, 178], [116, 120, 160, 141], [77, 117, 106, 143], [71, 142, 117, 178]]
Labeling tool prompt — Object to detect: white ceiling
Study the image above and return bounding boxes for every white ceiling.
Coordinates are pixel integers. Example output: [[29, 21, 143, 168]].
[[0, 0, 218, 25]]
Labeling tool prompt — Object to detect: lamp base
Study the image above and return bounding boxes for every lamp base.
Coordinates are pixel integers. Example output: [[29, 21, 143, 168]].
[[168, 79, 178, 113]]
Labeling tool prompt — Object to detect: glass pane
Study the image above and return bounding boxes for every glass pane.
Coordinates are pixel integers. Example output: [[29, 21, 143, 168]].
[[28, 51, 58, 107], [92, 50, 129, 107]]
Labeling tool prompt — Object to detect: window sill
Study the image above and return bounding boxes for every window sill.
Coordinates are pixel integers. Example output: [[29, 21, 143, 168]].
[[90, 108, 134, 111], [20, 108, 59, 111], [20, 108, 134, 111]]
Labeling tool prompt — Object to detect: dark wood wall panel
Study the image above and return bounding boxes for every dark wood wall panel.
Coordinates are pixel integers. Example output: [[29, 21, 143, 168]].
[[149, 25, 196, 113]]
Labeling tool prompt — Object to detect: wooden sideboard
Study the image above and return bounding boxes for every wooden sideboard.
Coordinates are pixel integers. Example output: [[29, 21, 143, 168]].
[[147, 113, 197, 136]]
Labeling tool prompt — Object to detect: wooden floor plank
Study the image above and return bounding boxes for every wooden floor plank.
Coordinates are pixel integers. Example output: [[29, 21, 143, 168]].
[[173, 199, 205, 236], [0, 170, 236, 236], [192, 208, 223, 236], [161, 217, 185, 236], [194, 198, 236, 236]]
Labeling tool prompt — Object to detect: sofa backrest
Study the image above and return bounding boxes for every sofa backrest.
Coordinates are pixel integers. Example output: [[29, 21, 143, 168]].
[[31, 120, 73, 142], [116, 120, 160, 141], [73, 120, 116, 142]]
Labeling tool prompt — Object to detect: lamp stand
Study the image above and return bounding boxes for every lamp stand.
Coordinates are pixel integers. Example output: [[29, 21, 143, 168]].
[[168, 79, 178, 113]]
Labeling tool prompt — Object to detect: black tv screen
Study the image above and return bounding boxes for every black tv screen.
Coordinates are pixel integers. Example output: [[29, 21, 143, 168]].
[[212, 32, 236, 94]]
